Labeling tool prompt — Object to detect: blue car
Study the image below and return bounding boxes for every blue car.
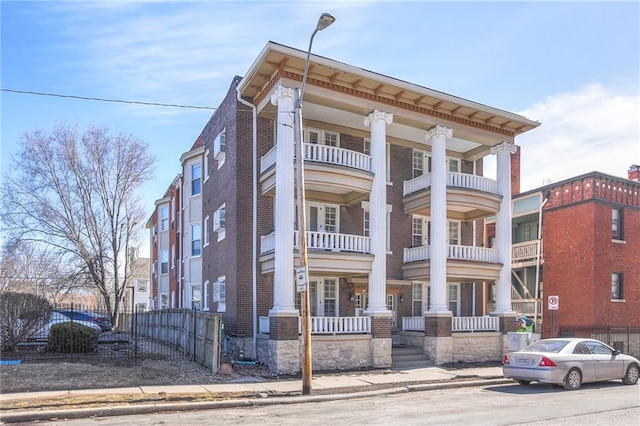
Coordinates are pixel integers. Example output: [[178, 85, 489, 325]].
[[54, 310, 112, 332]]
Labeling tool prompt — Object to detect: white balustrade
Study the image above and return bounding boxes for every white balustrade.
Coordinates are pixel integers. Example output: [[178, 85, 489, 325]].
[[304, 144, 371, 172], [260, 232, 276, 253], [402, 316, 500, 332], [403, 172, 498, 196], [260, 146, 277, 174], [403, 245, 498, 263], [259, 316, 371, 334], [512, 240, 541, 263]]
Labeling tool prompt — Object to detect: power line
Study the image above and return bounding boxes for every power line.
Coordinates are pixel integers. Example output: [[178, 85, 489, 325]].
[[1, 88, 218, 110]]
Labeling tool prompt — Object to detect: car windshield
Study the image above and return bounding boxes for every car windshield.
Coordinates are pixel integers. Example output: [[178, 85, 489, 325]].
[[521, 340, 569, 353]]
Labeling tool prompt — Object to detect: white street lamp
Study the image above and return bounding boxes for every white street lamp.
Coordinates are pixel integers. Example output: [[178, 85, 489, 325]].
[[294, 12, 335, 395]]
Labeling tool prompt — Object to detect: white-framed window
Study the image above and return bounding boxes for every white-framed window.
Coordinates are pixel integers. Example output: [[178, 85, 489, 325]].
[[160, 250, 169, 274], [137, 279, 148, 292], [191, 223, 201, 256], [611, 273, 623, 300], [213, 276, 226, 313], [362, 201, 392, 251], [412, 149, 431, 178], [159, 204, 169, 231], [161, 293, 168, 309], [213, 128, 227, 162], [412, 282, 422, 317], [412, 216, 430, 247], [191, 162, 201, 196], [214, 204, 226, 241], [190, 284, 201, 310], [204, 215, 210, 247], [307, 202, 339, 233], [612, 208, 622, 240], [448, 283, 460, 316], [448, 221, 460, 245], [304, 127, 340, 147], [448, 158, 460, 173], [364, 138, 371, 155], [204, 149, 210, 182], [171, 197, 176, 223], [171, 244, 175, 270], [203, 280, 209, 311]]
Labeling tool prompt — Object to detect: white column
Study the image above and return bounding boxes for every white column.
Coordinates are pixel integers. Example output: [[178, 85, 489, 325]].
[[364, 110, 393, 314], [269, 86, 297, 315], [427, 125, 452, 313], [491, 141, 517, 315]]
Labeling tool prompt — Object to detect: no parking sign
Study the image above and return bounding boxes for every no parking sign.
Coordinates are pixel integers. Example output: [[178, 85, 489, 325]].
[[548, 295, 559, 310]]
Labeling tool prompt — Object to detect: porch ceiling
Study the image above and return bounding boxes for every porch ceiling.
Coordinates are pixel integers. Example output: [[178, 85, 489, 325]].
[[237, 42, 540, 159]]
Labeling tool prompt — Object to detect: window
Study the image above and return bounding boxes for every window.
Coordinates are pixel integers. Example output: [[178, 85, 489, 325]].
[[203, 280, 209, 311], [214, 205, 226, 242], [159, 205, 169, 231], [448, 284, 459, 316], [324, 131, 339, 147], [448, 221, 460, 245], [171, 244, 175, 270], [213, 129, 226, 161], [138, 279, 148, 292], [191, 162, 201, 196], [363, 211, 370, 237], [323, 279, 337, 316], [214, 276, 226, 313], [612, 208, 622, 240], [191, 224, 201, 256], [412, 282, 422, 317], [204, 215, 209, 246], [448, 158, 460, 173], [160, 250, 169, 274], [364, 138, 371, 155], [204, 149, 209, 181], [612, 273, 623, 299]]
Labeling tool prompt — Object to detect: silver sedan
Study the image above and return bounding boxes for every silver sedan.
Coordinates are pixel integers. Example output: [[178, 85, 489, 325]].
[[503, 338, 640, 390]]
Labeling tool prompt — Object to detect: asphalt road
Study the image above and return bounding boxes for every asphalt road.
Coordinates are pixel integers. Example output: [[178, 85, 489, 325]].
[[25, 381, 640, 426]]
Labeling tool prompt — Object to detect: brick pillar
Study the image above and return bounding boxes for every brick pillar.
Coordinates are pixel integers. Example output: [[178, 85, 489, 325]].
[[369, 315, 392, 368], [268, 316, 300, 374], [511, 144, 521, 195], [269, 316, 299, 340], [423, 312, 453, 364], [424, 315, 452, 337]]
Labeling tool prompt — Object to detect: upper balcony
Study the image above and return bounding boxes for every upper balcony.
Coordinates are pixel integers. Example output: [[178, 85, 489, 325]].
[[512, 239, 543, 267], [260, 143, 373, 204], [402, 244, 502, 282], [259, 230, 373, 275], [403, 172, 501, 220]]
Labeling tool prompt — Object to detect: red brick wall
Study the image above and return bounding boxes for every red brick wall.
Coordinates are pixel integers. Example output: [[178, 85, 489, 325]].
[[541, 174, 640, 335], [511, 145, 521, 195]]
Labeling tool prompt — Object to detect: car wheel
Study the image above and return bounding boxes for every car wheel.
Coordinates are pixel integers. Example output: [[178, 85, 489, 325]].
[[564, 368, 582, 390], [622, 364, 639, 385], [515, 380, 531, 386]]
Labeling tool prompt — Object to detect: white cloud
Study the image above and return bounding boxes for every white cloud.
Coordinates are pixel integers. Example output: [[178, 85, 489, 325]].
[[516, 82, 640, 191]]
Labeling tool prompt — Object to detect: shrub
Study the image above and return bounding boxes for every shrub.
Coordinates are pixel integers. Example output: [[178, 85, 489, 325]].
[[47, 322, 99, 354], [0, 292, 52, 351]]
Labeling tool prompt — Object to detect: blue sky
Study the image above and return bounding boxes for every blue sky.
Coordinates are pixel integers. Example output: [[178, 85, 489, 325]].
[[2, 1, 639, 219]]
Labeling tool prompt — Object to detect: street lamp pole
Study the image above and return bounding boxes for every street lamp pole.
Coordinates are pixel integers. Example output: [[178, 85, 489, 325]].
[[295, 12, 335, 395]]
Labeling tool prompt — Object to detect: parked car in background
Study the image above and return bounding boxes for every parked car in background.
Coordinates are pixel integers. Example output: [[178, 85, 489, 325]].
[[503, 338, 640, 390], [28, 311, 103, 341], [54, 309, 112, 331]]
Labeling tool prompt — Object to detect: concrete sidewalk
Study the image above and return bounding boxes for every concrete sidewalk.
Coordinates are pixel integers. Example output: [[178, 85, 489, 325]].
[[0, 365, 510, 424]]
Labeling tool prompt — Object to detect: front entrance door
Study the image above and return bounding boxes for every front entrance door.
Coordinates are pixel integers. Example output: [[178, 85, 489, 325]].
[[309, 278, 338, 317]]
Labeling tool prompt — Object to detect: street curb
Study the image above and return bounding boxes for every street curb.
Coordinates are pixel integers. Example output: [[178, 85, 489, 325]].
[[0, 378, 512, 424]]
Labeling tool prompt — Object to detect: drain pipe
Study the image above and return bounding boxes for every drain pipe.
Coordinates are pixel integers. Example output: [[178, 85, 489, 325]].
[[533, 197, 548, 332], [236, 84, 258, 360]]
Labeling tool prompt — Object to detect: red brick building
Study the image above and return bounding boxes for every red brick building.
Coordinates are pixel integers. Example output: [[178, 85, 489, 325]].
[[511, 168, 640, 341]]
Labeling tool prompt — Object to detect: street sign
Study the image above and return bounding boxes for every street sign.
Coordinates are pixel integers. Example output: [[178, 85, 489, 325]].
[[548, 295, 559, 310], [296, 266, 308, 292]]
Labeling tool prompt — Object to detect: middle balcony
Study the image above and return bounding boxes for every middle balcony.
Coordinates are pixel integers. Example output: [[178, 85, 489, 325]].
[[260, 142, 373, 205]]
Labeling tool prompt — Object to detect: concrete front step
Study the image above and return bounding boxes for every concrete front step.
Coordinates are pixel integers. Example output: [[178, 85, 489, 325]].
[[391, 346, 434, 369]]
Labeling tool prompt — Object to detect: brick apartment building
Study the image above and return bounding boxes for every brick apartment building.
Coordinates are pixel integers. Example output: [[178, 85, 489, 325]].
[[148, 41, 542, 373], [488, 166, 639, 357]]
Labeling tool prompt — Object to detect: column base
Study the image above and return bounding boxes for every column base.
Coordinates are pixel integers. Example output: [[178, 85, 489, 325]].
[[423, 336, 453, 365], [424, 312, 453, 337], [267, 339, 300, 375], [269, 315, 299, 340]]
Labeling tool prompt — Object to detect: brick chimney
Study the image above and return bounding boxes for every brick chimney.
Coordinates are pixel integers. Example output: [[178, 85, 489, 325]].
[[628, 164, 640, 181], [511, 144, 521, 195]]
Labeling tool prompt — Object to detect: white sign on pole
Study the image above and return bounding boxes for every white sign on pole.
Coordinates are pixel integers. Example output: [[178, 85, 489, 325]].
[[296, 266, 308, 292], [548, 295, 559, 310]]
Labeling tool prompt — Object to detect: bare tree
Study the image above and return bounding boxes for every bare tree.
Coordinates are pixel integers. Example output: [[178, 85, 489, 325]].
[[1, 123, 155, 325], [0, 239, 87, 305]]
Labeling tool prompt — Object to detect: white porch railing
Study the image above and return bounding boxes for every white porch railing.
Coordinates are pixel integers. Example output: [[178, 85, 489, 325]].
[[403, 172, 498, 196], [402, 316, 500, 332], [259, 144, 372, 175], [512, 240, 542, 263], [259, 316, 371, 334], [260, 231, 371, 254], [305, 144, 372, 172], [260, 146, 277, 174], [403, 244, 499, 263], [486, 299, 541, 317]]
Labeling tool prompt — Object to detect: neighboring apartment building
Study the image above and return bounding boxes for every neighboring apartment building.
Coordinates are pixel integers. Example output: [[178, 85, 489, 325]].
[[149, 42, 541, 373], [488, 167, 639, 347]]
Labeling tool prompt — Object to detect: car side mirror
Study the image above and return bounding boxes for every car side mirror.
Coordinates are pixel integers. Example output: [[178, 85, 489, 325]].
[[613, 349, 620, 356]]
